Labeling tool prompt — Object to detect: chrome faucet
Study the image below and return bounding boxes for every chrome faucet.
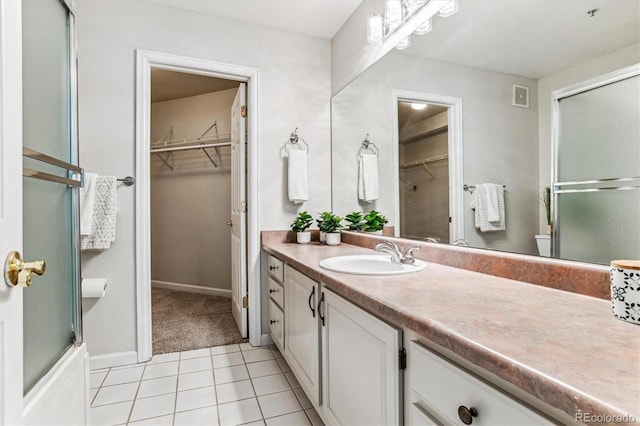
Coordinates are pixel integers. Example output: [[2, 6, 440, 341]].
[[374, 241, 420, 264]]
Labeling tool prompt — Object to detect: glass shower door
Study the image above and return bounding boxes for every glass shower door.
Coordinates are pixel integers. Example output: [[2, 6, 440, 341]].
[[554, 72, 640, 264], [22, 0, 81, 394]]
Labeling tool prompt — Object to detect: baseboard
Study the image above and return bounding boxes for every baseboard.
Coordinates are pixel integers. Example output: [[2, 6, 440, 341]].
[[152, 280, 232, 298], [260, 333, 274, 347], [89, 350, 139, 370]]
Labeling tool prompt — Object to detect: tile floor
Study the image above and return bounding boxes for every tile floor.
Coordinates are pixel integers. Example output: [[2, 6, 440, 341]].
[[90, 343, 325, 426]]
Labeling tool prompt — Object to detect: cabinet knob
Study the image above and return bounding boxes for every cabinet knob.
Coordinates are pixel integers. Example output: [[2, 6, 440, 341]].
[[269, 288, 278, 294], [270, 319, 279, 324], [269, 265, 279, 271], [457, 406, 478, 425]]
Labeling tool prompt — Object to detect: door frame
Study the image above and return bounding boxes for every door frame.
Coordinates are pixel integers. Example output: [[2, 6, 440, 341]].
[[391, 90, 464, 243], [135, 50, 261, 362]]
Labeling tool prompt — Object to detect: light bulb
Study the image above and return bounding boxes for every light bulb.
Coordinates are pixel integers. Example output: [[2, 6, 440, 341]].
[[411, 103, 427, 110], [437, 0, 459, 17], [413, 18, 432, 35], [384, 0, 403, 32], [395, 36, 411, 50], [403, 0, 426, 17], [367, 13, 384, 44]]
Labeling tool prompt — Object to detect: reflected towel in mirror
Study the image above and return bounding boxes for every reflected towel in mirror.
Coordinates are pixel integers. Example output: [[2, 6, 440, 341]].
[[470, 183, 505, 232], [358, 153, 379, 202]]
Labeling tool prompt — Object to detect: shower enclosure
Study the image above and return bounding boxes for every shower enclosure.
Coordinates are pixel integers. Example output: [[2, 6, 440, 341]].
[[553, 65, 640, 264]]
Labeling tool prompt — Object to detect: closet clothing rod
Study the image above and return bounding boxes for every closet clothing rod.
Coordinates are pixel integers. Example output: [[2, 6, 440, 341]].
[[401, 154, 448, 168], [150, 141, 231, 154]]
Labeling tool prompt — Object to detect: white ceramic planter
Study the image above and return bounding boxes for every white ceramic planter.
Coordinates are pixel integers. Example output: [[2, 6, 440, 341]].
[[296, 231, 311, 244], [319, 231, 326, 244], [325, 232, 341, 246]]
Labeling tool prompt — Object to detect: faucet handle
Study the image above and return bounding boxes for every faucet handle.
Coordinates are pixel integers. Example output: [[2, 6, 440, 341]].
[[401, 245, 420, 264]]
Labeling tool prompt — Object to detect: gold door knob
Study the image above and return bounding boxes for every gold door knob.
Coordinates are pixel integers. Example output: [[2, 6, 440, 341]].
[[4, 251, 46, 288], [226, 220, 233, 228]]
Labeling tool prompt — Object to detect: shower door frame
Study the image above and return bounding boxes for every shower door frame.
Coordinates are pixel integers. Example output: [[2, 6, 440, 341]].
[[551, 63, 640, 258]]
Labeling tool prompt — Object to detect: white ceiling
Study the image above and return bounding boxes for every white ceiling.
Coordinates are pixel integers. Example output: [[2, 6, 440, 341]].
[[145, 0, 363, 40], [405, 0, 640, 79], [151, 69, 240, 103]]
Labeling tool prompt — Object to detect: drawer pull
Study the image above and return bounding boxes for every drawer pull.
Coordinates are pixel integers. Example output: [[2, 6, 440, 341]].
[[269, 288, 278, 294], [269, 265, 279, 271], [458, 406, 478, 425], [270, 319, 279, 325]]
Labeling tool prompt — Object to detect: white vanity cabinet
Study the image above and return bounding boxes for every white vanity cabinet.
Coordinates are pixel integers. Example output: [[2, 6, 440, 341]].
[[267, 256, 285, 351], [319, 287, 402, 426], [407, 340, 553, 426], [283, 264, 321, 407]]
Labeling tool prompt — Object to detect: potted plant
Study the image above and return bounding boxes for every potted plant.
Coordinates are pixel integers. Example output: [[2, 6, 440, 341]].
[[318, 213, 343, 246], [362, 210, 388, 234], [345, 211, 365, 232], [316, 211, 332, 243], [291, 211, 313, 244], [542, 187, 551, 234]]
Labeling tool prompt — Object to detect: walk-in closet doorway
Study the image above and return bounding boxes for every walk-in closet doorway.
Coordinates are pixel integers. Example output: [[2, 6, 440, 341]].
[[135, 51, 260, 363]]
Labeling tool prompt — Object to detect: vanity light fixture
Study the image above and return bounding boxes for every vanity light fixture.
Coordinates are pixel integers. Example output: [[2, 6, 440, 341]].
[[411, 103, 427, 110], [367, 0, 458, 50]]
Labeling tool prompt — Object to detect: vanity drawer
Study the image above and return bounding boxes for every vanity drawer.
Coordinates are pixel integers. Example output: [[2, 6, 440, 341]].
[[267, 255, 284, 283], [268, 277, 284, 308], [269, 298, 284, 350], [409, 341, 551, 425]]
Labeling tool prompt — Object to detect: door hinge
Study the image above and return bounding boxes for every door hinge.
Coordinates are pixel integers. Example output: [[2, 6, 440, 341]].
[[449, 216, 452, 223], [241, 105, 247, 118], [399, 348, 407, 370], [242, 295, 248, 309], [241, 201, 247, 213]]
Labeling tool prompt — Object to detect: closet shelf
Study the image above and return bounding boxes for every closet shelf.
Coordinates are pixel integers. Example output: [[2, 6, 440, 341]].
[[401, 153, 448, 169], [150, 134, 231, 153]]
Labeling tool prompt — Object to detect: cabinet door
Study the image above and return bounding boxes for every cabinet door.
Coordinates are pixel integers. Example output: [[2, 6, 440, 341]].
[[321, 288, 402, 426], [284, 265, 320, 406]]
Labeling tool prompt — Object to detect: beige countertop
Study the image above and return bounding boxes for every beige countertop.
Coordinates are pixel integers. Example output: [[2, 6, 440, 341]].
[[262, 240, 640, 425]]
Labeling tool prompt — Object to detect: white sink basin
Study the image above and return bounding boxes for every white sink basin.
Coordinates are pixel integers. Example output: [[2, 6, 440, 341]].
[[319, 254, 426, 276]]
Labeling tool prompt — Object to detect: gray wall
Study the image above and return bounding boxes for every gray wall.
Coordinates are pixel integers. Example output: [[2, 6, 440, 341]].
[[78, 0, 332, 357]]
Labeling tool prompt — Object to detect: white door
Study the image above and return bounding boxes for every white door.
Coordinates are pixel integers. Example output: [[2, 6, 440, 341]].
[[231, 83, 248, 337], [0, 2, 25, 424]]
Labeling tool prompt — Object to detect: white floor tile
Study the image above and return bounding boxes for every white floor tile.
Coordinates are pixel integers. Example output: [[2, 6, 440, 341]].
[[242, 421, 265, 426], [91, 371, 108, 389], [216, 379, 255, 404], [265, 411, 311, 426], [174, 406, 219, 426], [218, 398, 263, 426], [292, 388, 312, 410], [137, 375, 178, 398], [130, 393, 176, 422], [239, 342, 257, 352], [211, 344, 241, 355], [283, 372, 301, 389], [102, 365, 144, 386], [91, 367, 110, 374], [251, 374, 290, 396], [178, 370, 215, 391], [246, 360, 281, 378], [242, 348, 274, 364], [180, 348, 212, 360], [180, 356, 212, 374], [129, 414, 174, 425], [92, 382, 139, 407], [90, 400, 133, 425], [258, 390, 302, 419], [143, 361, 179, 380], [275, 358, 290, 373], [148, 352, 180, 364], [175, 386, 216, 413], [305, 408, 324, 426], [212, 351, 245, 368], [214, 365, 249, 385]]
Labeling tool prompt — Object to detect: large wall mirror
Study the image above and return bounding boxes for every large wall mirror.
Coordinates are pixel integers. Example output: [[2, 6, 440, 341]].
[[331, 0, 639, 264]]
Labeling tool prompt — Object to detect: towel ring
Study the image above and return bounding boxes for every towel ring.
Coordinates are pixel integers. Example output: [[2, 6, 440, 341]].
[[358, 134, 379, 158], [282, 127, 309, 155]]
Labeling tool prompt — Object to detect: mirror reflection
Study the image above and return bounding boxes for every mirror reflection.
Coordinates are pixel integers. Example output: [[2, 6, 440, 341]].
[[331, 0, 640, 264]]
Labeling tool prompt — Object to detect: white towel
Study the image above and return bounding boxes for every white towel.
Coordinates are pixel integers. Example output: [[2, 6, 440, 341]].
[[80, 172, 98, 236], [81, 175, 117, 250], [471, 183, 505, 232], [358, 154, 379, 202], [287, 150, 308, 203]]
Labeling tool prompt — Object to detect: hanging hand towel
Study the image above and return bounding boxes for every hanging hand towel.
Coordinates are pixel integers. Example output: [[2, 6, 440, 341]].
[[80, 172, 98, 236], [81, 175, 117, 250], [471, 183, 505, 232], [358, 153, 379, 202], [288, 150, 308, 203]]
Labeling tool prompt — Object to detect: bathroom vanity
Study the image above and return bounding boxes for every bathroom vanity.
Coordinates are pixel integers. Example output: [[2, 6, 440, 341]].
[[262, 231, 639, 425]]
